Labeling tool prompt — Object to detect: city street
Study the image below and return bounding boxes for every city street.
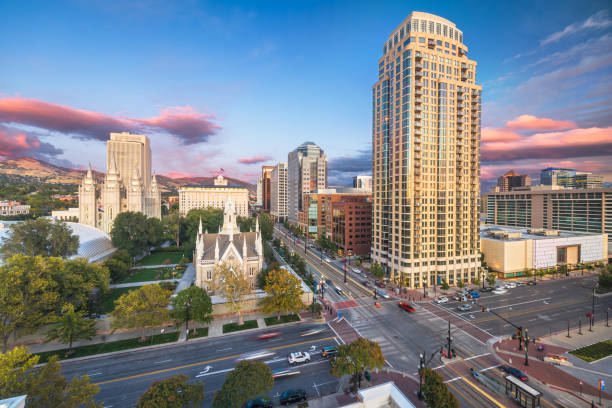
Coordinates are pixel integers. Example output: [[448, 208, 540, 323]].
[[60, 323, 339, 407]]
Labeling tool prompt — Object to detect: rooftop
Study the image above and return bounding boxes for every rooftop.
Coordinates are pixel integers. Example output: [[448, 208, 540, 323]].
[[481, 224, 605, 242]]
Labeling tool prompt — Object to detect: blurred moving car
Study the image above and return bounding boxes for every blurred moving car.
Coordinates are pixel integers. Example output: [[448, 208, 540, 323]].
[[352, 268, 361, 274], [374, 288, 389, 299], [243, 398, 272, 408], [501, 365, 528, 382], [375, 281, 385, 288], [458, 304, 472, 311], [272, 368, 300, 378], [255, 332, 281, 340], [398, 302, 416, 312], [237, 350, 275, 361], [434, 296, 449, 304]]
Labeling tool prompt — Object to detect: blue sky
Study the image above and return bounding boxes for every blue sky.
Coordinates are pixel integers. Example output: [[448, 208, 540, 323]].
[[1, 0, 611, 185]]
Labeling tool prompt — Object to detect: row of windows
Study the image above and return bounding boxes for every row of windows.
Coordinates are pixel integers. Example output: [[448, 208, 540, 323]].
[[384, 18, 464, 56]]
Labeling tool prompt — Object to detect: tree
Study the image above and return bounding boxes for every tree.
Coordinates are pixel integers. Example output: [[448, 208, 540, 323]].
[[162, 213, 182, 247], [213, 360, 273, 408], [171, 286, 213, 334], [420, 367, 459, 408], [523, 268, 533, 278], [371, 262, 384, 278], [45, 304, 97, 352], [330, 337, 385, 391], [258, 213, 274, 241], [213, 262, 251, 326], [0, 218, 78, 258], [255, 268, 271, 290], [441, 279, 450, 294], [236, 216, 254, 232], [0, 255, 60, 352], [137, 374, 203, 408], [486, 273, 496, 286], [146, 217, 164, 248], [473, 276, 481, 286], [110, 284, 172, 340], [110, 212, 153, 258], [457, 279, 465, 289], [0, 346, 101, 408], [103, 256, 130, 283], [559, 264, 568, 276], [57, 258, 110, 312], [598, 265, 612, 291], [261, 268, 304, 320], [182, 208, 224, 259]]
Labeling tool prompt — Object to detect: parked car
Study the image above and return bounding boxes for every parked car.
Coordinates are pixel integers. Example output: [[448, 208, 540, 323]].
[[481, 286, 494, 292], [468, 291, 480, 299], [374, 288, 389, 299], [321, 346, 338, 358], [280, 389, 307, 405], [324, 257, 332, 263], [288, 351, 311, 365], [526, 280, 536, 285], [243, 398, 272, 408], [375, 281, 385, 288], [501, 365, 528, 382], [362, 280, 371, 287], [352, 268, 361, 274], [515, 282, 525, 286], [458, 304, 472, 312], [504, 282, 517, 289], [398, 302, 416, 312], [435, 296, 449, 304], [493, 288, 508, 295]]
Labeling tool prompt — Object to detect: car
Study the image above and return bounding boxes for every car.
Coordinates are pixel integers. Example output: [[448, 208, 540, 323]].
[[280, 389, 307, 405], [458, 304, 472, 312], [452, 294, 462, 301], [334, 286, 343, 295], [434, 296, 449, 304], [375, 281, 385, 288], [468, 291, 480, 299], [526, 280, 536, 285], [340, 258, 347, 263], [493, 288, 508, 295], [238, 349, 275, 361], [288, 351, 311, 365], [504, 282, 517, 289], [321, 346, 338, 358], [272, 368, 300, 378], [515, 282, 525, 286], [398, 302, 416, 312], [481, 286, 494, 292], [362, 280, 371, 287], [324, 257, 332, 262], [375, 288, 389, 299], [501, 365, 528, 382], [325, 279, 332, 286], [255, 332, 281, 340], [361, 272, 368, 278], [352, 268, 361, 274], [243, 398, 272, 408]]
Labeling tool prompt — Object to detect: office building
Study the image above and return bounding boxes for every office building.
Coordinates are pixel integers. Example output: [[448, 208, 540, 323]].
[[179, 175, 249, 217], [261, 165, 274, 212], [372, 11, 482, 288], [353, 175, 373, 191], [52, 207, 79, 221], [540, 168, 603, 189], [0, 201, 30, 216], [256, 179, 263, 207], [79, 132, 161, 234], [287, 142, 327, 225], [270, 162, 288, 222], [497, 169, 530, 192], [481, 225, 607, 278]]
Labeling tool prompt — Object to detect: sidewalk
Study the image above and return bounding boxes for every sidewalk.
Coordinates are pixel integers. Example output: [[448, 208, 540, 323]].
[[110, 279, 179, 288], [130, 264, 179, 270]]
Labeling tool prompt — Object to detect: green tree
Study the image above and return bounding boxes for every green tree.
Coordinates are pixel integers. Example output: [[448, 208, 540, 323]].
[[441, 279, 450, 294], [486, 273, 496, 286], [213, 360, 273, 408], [236, 216, 254, 232], [330, 337, 385, 391], [255, 268, 271, 290], [371, 262, 384, 278], [137, 374, 204, 408], [57, 258, 110, 312], [0, 255, 60, 352], [457, 279, 465, 289], [0, 346, 101, 408], [146, 217, 165, 248], [110, 212, 152, 258], [523, 268, 533, 278], [559, 264, 568, 276], [598, 265, 612, 291], [213, 262, 251, 326], [261, 268, 304, 320], [420, 367, 459, 408], [0, 218, 78, 258], [171, 286, 213, 334], [162, 213, 182, 247], [182, 208, 223, 259], [103, 257, 130, 283], [110, 284, 172, 340], [258, 213, 274, 241], [473, 276, 481, 286], [45, 304, 97, 352]]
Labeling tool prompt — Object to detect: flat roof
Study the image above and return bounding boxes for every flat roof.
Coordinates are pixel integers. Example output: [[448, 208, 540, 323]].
[[505, 375, 542, 397], [179, 185, 248, 190], [481, 225, 605, 242]]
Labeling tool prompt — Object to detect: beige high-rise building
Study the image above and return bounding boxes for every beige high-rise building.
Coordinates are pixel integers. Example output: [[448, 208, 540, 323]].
[[270, 162, 288, 222], [372, 12, 481, 288], [79, 132, 161, 234], [178, 175, 249, 217], [287, 142, 327, 225]]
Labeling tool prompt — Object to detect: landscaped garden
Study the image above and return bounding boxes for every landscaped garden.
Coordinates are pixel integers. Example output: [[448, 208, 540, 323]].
[[570, 340, 612, 362], [118, 267, 183, 284], [137, 251, 185, 266], [100, 286, 142, 314], [264, 314, 300, 326], [222, 320, 258, 334], [187, 327, 209, 340]]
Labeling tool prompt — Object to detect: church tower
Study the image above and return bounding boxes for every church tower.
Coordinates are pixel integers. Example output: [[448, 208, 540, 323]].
[[79, 163, 97, 228], [101, 154, 122, 234], [127, 164, 145, 213], [219, 199, 238, 236], [147, 173, 162, 219]]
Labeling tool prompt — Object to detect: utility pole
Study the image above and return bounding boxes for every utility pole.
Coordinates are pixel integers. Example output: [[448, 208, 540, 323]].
[[523, 328, 530, 366], [447, 320, 452, 359]]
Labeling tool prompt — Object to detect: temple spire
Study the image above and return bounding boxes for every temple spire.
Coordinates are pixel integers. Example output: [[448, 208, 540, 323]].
[[198, 216, 203, 235]]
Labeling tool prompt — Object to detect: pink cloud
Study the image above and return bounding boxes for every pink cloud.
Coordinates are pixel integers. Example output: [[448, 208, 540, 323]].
[[163, 171, 196, 179], [0, 96, 221, 145], [481, 127, 523, 142], [0, 125, 63, 160], [237, 155, 273, 164], [505, 114, 577, 131]]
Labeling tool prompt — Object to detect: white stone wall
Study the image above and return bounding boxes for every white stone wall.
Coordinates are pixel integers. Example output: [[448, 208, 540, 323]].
[[532, 234, 605, 269]]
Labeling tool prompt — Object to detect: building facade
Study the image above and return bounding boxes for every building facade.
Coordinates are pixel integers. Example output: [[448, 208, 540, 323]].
[[331, 195, 373, 256], [540, 168, 603, 189], [287, 142, 327, 225], [497, 169, 530, 192], [79, 132, 161, 234], [0, 201, 30, 216], [372, 11, 481, 288], [270, 162, 288, 222], [353, 175, 373, 191], [194, 199, 263, 292], [52, 207, 79, 221], [261, 165, 274, 212], [256, 179, 263, 207], [179, 175, 249, 217]]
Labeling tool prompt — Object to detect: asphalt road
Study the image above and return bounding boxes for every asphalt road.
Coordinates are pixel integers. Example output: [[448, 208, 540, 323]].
[[60, 323, 339, 407], [434, 276, 612, 338]]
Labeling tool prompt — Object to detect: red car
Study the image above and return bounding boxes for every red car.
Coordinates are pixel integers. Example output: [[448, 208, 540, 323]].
[[375, 281, 385, 288], [255, 332, 281, 340], [398, 302, 416, 312]]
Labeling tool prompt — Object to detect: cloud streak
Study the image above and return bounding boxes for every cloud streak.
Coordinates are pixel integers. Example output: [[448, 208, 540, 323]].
[[540, 10, 612, 46], [0, 125, 64, 161], [0, 96, 221, 145], [237, 155, 273, 164]]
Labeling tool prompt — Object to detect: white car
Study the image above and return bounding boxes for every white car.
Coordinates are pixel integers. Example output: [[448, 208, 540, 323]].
[[352, 268, 361, 274], [375, 288, 390, 299], [288, 351, 311, 365], [435, 296, 449, 304], [504, 282, 517, 289], [493, 288, 508, 295], [324, 257, 332, 263]]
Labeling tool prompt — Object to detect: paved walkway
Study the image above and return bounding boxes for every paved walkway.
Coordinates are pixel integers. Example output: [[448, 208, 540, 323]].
[[109, 279, 179, 288], [130, 264, 179, 270], [108, 262, 195, 290]]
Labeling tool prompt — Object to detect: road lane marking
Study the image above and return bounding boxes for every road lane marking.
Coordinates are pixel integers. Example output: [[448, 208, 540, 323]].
[[153, 359, 172, 364], [195, 367, 233, 378], [385, 360, 393, 368], [87, 372, 103, 376], [216, 347, 232, 352], [464, 353, 490, 361], [94, 336, 337, 386], [446, 382, 477, 408], [446, 362, 506, 408], [444, 376, 462, 383], [479, 365, 500, 372], [472, 297, 588, 323]]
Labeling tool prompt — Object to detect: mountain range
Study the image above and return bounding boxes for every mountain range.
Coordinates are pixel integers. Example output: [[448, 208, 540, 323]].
[[0, 157, 255, 194]]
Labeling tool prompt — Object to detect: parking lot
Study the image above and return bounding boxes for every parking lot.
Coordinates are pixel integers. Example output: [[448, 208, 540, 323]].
[[432, 275, 612, 338]]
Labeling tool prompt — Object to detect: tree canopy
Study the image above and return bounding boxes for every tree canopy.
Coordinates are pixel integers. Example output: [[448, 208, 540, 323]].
[[213, 262, 251, 325], [171, 286, 213, 333], [260, 268, 304, 320], [330, 337, 385, 390], [110, 212, 162, 258], [420, 367, 459, 408], [213, 360, 273, 408], [182, 208, 223, 259], [103, 249, 132, 283], [137, 374, 204, 408], [45, 304, 97, 352], [0, 218, 78, 258]]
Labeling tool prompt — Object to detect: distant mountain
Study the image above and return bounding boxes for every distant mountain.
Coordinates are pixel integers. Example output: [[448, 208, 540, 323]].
[[0, 157, 255, 194]]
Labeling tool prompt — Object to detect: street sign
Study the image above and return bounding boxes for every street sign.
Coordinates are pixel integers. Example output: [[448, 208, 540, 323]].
[[599, 379, 605, 390]]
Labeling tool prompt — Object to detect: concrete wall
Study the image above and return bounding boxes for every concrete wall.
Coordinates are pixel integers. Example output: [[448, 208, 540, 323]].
[[482, 237, 532, 273]]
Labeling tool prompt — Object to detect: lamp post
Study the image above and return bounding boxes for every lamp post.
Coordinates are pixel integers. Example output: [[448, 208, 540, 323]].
[[523, 328, 530, 366]]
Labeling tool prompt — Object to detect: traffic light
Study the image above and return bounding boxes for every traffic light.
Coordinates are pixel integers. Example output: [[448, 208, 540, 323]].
[[481, 306, 486, 313]]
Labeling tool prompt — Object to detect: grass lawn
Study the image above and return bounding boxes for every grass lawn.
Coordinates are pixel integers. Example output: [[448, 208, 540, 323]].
[[570, 340, 612, 362], [187, 327, 209, 340], [100, 286, 142, 314], [35, 331, 179, 363], [118, 267, 182, 284], [222, 320, 258, 334], [264, 314, 300, 326], [137, 252, 184, 266]]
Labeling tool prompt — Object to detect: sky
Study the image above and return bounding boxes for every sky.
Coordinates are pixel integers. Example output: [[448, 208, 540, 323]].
[[1, 0, 611, 186]]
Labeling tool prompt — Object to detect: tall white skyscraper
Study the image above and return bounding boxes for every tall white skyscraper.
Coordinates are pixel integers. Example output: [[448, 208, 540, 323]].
[[271, 162, 288, 222], [287, 142, 327, 225]]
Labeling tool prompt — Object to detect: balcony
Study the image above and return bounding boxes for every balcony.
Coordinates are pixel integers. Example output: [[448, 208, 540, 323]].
[[414, 80, 423, 87], [414, 145, 421, 151], [457, 118, 465, 124], [457, 86, 465, 94], [414, 104, 422, 111], [471, 89, 480, 96], [414, 121, 423, 127], [457, 95, 465, 101], [415, 70, 422, 78], [461, 63, 468, 70], [415, 63, 423, 70], [414, 161, 421, 167], [428, 39, 435, 47], [414, 137, 423, 143], [457, 109, 465, 116], [414, 129, 423, 135], [415, 52, 422, 59], [414, 113, 424, 119], [414, 153, 421, 159], [415, 89, 423, 96], [414, 97, 423, 104], [461, 74, 468, 80], [471, 114, 479, 120], [458, 102, 469, 109]]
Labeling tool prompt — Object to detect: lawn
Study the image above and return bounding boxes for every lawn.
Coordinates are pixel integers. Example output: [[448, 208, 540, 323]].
[[187, 327, 209, 340], [118, 267, 183, 284], [35, 331, 179, 363], [264, 314, 300, 326], [100, 286, 142, 314], [222, 320, 258, 334], [137, 252, 184, 266], [570, 340, 612, 362]]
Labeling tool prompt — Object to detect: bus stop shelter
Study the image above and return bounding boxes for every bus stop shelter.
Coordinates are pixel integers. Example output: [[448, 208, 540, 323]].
[[505, 375, 542, 408]]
